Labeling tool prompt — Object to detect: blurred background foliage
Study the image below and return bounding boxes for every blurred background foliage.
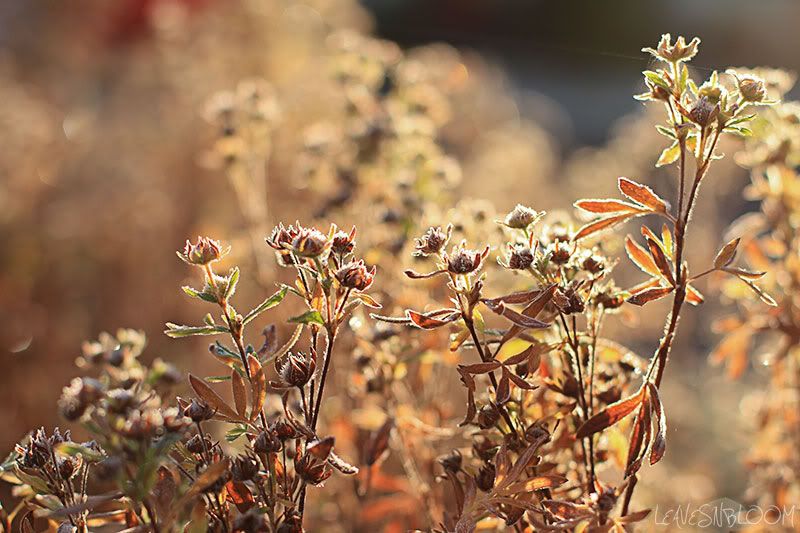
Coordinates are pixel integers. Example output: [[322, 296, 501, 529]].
[[0, 0, 795, 523]]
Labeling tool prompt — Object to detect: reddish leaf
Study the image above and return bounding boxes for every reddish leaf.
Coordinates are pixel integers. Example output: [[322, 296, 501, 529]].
[[625, 399, 652, 478], [506, 370, 537, 390], [406, 309, 460, 329], [247, 355, 266, 421], [461, 361, 503, 374], [225, 481, 255, 513], [618, 177, 668, 212], [646, 236, 675, 285], [484, 300, 549, 329], [576, 388, 644, 439], [496, 369, 511, 404], [574, 198, 644, 214], [364, 418, 394, 466], [573, 214, 632, 241], [626, 286, 674, 306], [404, 268, 447, 279], [307, 436, 335, 461]]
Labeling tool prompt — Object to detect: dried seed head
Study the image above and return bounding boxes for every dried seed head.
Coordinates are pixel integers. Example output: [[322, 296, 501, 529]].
[[58, 457, 78, 480], [331, 227, 357, 256], [231, 455, 260, 481], [477, 404, 501, 429], [582, 255, 605, 274], [688, 97, 718, 128], [233, 508, 268, 533], [507, 245, 534, 270], [447, 245, 490, 274], [253, 430, 282, 454], [105, 389, 137, 414], [277, 510, 303, 533], [524, 424, 550, 444], [58, 378, 105, 421], [476, 463, 496, 491], [472, 436, 497, 461], [550, 241, 572, 265], [292, 227, 331, 258], [737, 76, 768, 103], [178, 236, 228, 266], [186, 434, 212, 454], [502, 204, 541, 229], [162, 407, 192, 433], [438, 449, 462, 473], [271, 420, 298, 441], [413, 225, 452, 257], [295, 454, 332, 486], [278, 351, 316, 388], [184, 399, 215, 423], [335, 260, 376, 291]]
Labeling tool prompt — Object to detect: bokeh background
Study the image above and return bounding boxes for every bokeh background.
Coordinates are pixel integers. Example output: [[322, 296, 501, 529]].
[[1, 0, 797, 525]]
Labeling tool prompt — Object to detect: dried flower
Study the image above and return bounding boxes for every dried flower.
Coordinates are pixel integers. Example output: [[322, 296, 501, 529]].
[[335, 260, 376, 291], [413, 225, 452, 257], [643, 34, 700, 63], [446, 245, 490, 274], [178, 236, 229, 266], [292, 227, 331, 258], [501, 204, 542, 229]]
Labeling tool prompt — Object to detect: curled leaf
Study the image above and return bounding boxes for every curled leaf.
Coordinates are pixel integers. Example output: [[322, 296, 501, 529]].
[[576, 388, 644, 439], [713, 238, 740, 269]]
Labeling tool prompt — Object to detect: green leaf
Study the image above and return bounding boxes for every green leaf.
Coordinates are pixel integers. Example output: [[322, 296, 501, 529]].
[[182, 286, 217, 303], [55, 442, 105, 462], [288, 310, 324, 326], [656, 141, 680, 167], [164, 323, 229, 338], [225, 425, 249, 443], [243, 286, 288, 325], [655, 125, 675, 139], [205, 375, 231, 383], [643, 70, 670, 90], [224, 267, 240, 300]]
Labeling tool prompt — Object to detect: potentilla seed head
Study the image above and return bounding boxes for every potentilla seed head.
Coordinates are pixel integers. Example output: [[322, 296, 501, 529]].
[[413, 225, 452, 256], [503, 204, 539, 229], [507, 245, 534, 270]]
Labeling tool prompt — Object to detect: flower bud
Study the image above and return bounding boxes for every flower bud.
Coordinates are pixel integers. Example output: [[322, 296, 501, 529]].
[[688, 97, 718, 128], [738, 76, 767, 103], [278, 351, 316, 388]]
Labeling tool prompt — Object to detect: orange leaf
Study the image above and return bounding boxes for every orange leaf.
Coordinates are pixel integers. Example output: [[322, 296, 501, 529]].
[[625, 236, 660, 277], [574, 198, 644, 214], [626, 286, 673, 306], [618, 177, 669, 212], [573, 214, 632, 241], [576, 388, 644, 439]]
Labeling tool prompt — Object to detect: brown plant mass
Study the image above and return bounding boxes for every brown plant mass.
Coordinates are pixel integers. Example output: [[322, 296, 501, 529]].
[[1, 11, 797, 533]]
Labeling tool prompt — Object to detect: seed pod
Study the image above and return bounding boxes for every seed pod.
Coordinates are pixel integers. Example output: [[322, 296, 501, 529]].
[[335, 260, 376, 291], [438, 449, 462, 473], [253, 430, 282, 454], [508, 246, 534, 270], [179, 236, 226, 266], [502, 204, 540, 229], [231, 455, 260, 481], [476, 463, 496, 492], [477, 404, 501, 430], [184, 399, 215, 423], [413, 225, 452, 256]]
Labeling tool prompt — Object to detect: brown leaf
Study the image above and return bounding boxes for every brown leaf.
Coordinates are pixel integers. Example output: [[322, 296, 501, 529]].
[[482, 288, 546, 306], [499, 285, 557, 346], [484, 300, 549, 329], [364, 418, 394, 466], [646, 236, 675, 285], [247, 355, 266, 421], [496, 369, 511, 405], [183, 459, 230, 502], [647, 383, 667, 465], [460, 361, 503, 375], [231, 370, 247, 419], [404, 268, 447, 279], [406, 309, 460, 329], [188, 374, 241, 421], [626, 286, 674, 306], [576, 388, 644, 439], [617, 509, 652, 523], [503, 345, 535, 366], [625, 399, 652, 478], [506, 371, 537, 390], [618, 177, 668, 212], [714, 237, 741, 269], [574, 198, 644, 214], [307, 436, 335, 461], [625, 236, 660, 277], [573, 214, 632, 241]]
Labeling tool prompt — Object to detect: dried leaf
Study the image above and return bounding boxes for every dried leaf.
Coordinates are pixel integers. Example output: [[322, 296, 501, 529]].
[[496, 370, 511, 405], [247, 355, 266, 421], [714, 238, 740, 269], [626, 286, 674, 306], [188, 374, 241, 421], [647, 383, 667, 465], [573, 214, 632, 241], [576, 388, 644, 439], [646, 236, 675, 285], [484, 300, 549, 329], [686, 284, 704, 306], [406, 309, 460, 329], [618, 177, 668, 212], [231, 370, 247, 419]]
